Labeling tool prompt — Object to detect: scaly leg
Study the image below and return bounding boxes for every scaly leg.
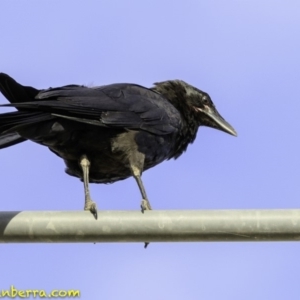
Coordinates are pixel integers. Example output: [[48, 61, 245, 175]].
[[131, 165, 152, 213], [130, 164, 152, 249], [80, 155, 98, 219]]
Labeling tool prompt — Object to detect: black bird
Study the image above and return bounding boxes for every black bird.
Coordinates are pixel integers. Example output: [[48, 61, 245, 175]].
[[0, 73, 237, 219]]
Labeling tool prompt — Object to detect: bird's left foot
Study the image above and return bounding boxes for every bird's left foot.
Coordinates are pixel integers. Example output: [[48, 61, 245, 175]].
[[141, 199, 152, 213], [85, 200, 98, 220]]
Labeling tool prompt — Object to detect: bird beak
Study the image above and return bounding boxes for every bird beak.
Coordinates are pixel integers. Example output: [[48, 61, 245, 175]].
[[196, 106, 237, 136]]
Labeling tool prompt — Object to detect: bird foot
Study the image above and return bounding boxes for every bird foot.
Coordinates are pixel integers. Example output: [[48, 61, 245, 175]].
[[84, 200, 98, 220], [140, 199, 151, 248], [140, 199, 152, 213]]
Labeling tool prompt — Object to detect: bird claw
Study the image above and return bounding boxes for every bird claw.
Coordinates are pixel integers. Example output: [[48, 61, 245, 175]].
[[140, 199, 152, 213], [140, 199, 151, 248], [85, 201, 98, 220]]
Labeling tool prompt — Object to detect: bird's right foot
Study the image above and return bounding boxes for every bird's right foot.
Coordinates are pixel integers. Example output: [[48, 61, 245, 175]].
[[84, 200, 98, 220], [140, 199, 151, 248], [141, 199, 152, 213]]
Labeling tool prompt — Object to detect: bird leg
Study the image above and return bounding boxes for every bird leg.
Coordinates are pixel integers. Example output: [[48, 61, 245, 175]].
[[79, 155, 98, 219], [136, 175, 152, 212], [131, 165, 152, 213], [130, 160, 152, 248]]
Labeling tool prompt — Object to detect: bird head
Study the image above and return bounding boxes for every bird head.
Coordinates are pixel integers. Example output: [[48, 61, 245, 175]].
[[153, 80, 237, 137], [182, 81, 237, 136]]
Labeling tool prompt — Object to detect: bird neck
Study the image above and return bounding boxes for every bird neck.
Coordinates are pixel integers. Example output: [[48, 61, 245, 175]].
[[151, 84, 200, 159], [172, 114, 199, 159]]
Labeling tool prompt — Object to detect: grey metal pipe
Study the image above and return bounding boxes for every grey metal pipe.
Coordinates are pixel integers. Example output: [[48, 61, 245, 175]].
[[1, 210, 300, 243]]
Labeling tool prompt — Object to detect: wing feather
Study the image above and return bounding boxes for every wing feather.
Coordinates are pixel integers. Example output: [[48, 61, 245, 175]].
[[0, 83, 181, 135]]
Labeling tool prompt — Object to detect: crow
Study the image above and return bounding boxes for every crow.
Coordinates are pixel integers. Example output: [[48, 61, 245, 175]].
[[0, 73, 237, 219]]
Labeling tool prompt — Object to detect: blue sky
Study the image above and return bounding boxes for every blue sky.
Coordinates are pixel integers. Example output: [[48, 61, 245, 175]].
[[1, 1, 300, 299]]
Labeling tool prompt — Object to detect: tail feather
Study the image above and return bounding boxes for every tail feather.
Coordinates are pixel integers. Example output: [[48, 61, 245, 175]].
[[0, 111, 53, 134], [0, 73, 43, 149], [0, 132, 26, 149], [0, 73, 39, 104]]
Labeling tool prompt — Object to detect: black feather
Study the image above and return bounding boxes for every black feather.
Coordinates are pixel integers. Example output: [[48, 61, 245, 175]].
[[0, 73, 236, 212]]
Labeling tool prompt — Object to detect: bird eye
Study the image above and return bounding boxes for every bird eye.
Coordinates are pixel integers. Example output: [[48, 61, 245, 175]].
[[202, 96, 209, 104]]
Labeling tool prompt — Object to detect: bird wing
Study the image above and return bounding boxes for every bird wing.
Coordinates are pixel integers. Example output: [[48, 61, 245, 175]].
[[0, 84, 181, 135]]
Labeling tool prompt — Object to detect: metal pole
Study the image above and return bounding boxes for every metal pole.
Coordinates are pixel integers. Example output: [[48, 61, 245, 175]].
[[1, 210, 300, 243]]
